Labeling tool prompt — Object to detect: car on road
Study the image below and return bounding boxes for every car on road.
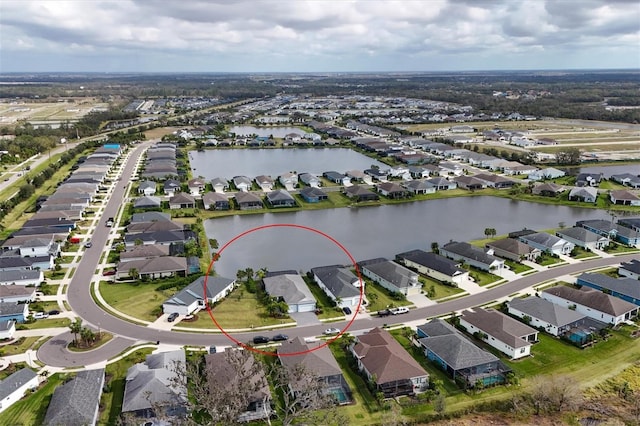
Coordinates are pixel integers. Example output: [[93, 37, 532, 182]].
[[167, 312, 179, 322], [84, 241, 92, 248], [271, 334, 289, 342], [102, 269, 116, 276], [32, 312, 49, 319], [389, 306, 409, 315], [377, 309, 391, 317], [342, 307, 352, 315], [48, 310, 60, 316], [323, 327, 341, 335], [252, 336, 270, 344]]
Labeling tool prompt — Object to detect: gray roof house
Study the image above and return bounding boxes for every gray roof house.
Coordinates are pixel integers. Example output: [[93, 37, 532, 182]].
[[403, 180, 436, 194], [266, 189, 296, 208], [358, 258, 420, 295], [343, 185, 380, 201], [485, 238, 541, 262], [133, 196, 162, 209], [440, 241, 504, 272], [130, 211, 172, 223], [126, 220, 183, 235], [610, 189, 640, 207], [576, 272, 640, 306], [137, 181, 157, 196], [43, 368, 105, 426], [299, 173, 321, 187], [0, 285, 36, 304], [416, 319, 511, 389], [163, 275, 236, 316], [299, 186, 328, 203], [169, 192, 196, 209], [263, 273, 316, 313], [0, 269, 43, 286], [255, 175, 275, 191], [518, 232, 575, 256], [568, 186, 598, 203], [234, 192, 263, 210], [122, 350, 187, 420], [459, 308, 538, 359], [556, 227, 609, 250], [395, 249, 468, 286], [120, 244, 171, 262], [619, 259, 640, 280], [541, 286, 639, 326], [202, 192, 231, 210], [507, 296, 596, 337], [116, 256, 188, 280], [311, 265, 363, 308], [0, 368, 39, 414], [232, 175, 253, 192], [211, 177, 229, 193], [611, 173, 640, 189]]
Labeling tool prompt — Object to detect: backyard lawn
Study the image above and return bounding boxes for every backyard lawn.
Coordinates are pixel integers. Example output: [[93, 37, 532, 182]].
[[99, 281, 174, 322], [0, 336, 40, 356], [0, 374, 63, 426], [18, 318, 71, 330]]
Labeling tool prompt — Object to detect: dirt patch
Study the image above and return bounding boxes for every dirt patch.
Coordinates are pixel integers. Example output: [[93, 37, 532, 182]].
[[143, 126, 181, 140]]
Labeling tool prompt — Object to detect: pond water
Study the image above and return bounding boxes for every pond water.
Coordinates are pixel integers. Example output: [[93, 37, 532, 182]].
[[188, 148, 388, 180], [205, 197, 609, 277], [229, 126, 308, 138], [565, 163, 640, 177]]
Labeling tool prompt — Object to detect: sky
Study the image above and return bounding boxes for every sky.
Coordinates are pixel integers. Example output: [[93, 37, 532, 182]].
[[1, 0, 639, 73]]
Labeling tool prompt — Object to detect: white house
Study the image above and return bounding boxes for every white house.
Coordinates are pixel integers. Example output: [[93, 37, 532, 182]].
[[162, 276, 236, 316], [507, 296, 589, 337], [0, 368, 39, 413], [0, 320, 15, 340], [459, 308, 538, 359], [395, 250, 469, 286], [541, 286, 638, 326], [518, 232, 575, 256], [311, 265, 363, 308], [0, 270, 44, 287]]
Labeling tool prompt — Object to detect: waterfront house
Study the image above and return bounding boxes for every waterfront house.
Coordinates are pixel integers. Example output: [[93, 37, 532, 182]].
[[376, 182, 409, 199], [576, 173, 603, 187], [426, 177, 457, 190], [403, 180, 436, 195], [323, 171, 351, 186], [610, 190, 640, 206], [311, 265, 362, 309], [528, 167, 566, 181], [532, 182, 565, 197], [343, 185, 380, 202], [568, 186, 598, 203], [255, 175, 275, 192], [299, 172, 321, 187], [278, 172, 298, 189], [611, 173, 640, 189], [459, 308, 538, 359], [187, 178, 206, 196], [358, 258, 420, 296], [517, 232, 575, 256], [395, 249, 468, 286], [202, 192, 230, 210], [234, 192, 263, 210], [350, 328, 429, 397], [263, 273, 316, 313], [556, 227, 609, 250], [485, 238, 541, 262], [576, 220, 640, 246], [266, 189, 297, 208], [299, 187, 328, 203], [211, 177, 229, 193], [440, 241, 504, 272], [232, 176, 252, 192]]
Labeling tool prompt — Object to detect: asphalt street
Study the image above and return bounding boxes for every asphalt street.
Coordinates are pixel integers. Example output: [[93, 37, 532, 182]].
[[37, 141, 640, 367]]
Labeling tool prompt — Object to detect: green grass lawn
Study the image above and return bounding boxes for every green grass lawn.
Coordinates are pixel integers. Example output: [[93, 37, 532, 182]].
[[504, 259, 533, 274], [570, 246, 599, 259], [99, 281, 173, 322], [420, 277, 465, 300], [0, 336, 40, 356], [0, 373, 63, 426], [604, 242, 640, 255], [537, 254, 565, 266], [100, 348, 155, 425], [364, 280, 412, 312], [303, 276, 345, 319], [17, 318, 71, 330], [466, 267, 501, 286]]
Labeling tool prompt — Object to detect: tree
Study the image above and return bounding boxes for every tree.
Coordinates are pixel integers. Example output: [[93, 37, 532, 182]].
[[484, 228, 497, 239], [69, 318, 82, 346], [555, 147, 581, 165], [526, 375, 581, 415], [128, 268, 139, 280], [209, 238, 219, 249], [430, 241, 439, 254], [80, 327, 96, 348]]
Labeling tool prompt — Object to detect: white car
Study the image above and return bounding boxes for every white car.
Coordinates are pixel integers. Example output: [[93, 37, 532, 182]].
[[32, 312, 49, 319], [389, 306, 410, 315], [323, 328, 341, 335]]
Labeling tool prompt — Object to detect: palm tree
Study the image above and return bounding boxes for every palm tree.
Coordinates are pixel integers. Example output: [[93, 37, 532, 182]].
[[69, 318, 82, 346]]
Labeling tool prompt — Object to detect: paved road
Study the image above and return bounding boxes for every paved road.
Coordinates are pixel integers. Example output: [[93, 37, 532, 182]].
[[37, 141, 640, 367]]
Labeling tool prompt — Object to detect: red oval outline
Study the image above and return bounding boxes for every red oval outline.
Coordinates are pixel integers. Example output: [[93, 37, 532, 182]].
[[203, 223, 364, 356]]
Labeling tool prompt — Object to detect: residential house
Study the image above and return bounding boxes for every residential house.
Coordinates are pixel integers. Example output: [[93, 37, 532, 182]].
[[568, 186, 598, 203], [0, 368, 39, 414], [211, 177, 229, 193], [611, 173, 640, 189], [163, 179, 181, 196], [0, 286, 35, 304], [299, 173, 321, 187], [576, 220, 640, 246], [577, 272, 640, 306], [323, 171, 351, 186], [485, 238, 541, 262], [473, 173, 515, 189], [0, 302, 29, 323], [266, 189, 297, 208], [169, 192, 196, 209], [43, 368, 105, 426], [345, 170, 367, 183], [541, 286, 638, 326], [163, 275, 236, 315], [619, 259, 640, 280], [440, 241, 504, 272], [426, 176, 457, 190], [133, 196, 162, 210], [234, 192, 263, 210], [453, 175, 486, 190], [576, 173, 603, 187], [459, 309, 538, 359], [364, 168, 389, 182], [395, 250, 469, 286], [277, 337, 352, 404], [351, 328, 429, 397], [517, 232, 575, 256], [358, 258, 420, 295], [187, 178, 206, 196], [116, 256, 188, 280], [202, 192, 230, 210], [403, 180, 436, 195], [618, 217, 640, 232], [204, 351, 273, 423], [119, 244, 171, 262], [126, 220, 183, 235], [439, 162, 464, 176], [263, 273, 316, 313], [18, 236, 60, 258], [507, 296, 598, 338], [232, 176, 253, 192], [255, 175, 275, 191], [610, 190, 640, 206], [123, 229, 196, 248], [417, 319, 511, 389], [299, 187, 328, 203], [137, 181, 157, 196], [122, 350, 187, 421], [377, 182, 409, 199], [556, 227, 609, 250], [311, 265, 363, 309], [528, 167, 566, 181], [343, 185, 379, 202], [279, 172, 298, 189], [532, 182, 565, 197], [0, 269, 43, 286], [0, 320, 15, 340], [130, 212, 172, 224]]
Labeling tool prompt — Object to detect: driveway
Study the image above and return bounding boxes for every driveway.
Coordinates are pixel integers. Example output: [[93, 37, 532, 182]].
[[289, 312, 321, 326]]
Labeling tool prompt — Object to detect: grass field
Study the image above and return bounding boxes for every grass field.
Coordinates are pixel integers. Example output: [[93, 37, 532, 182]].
[[420, 277, 465, 300], [504, 259, 533, 274], [0, 374, 63, 425], [0, 336, 40, 356], [18, 318, 71, 330], [364, 279, 413, 312], [98, 281, 173, 322]]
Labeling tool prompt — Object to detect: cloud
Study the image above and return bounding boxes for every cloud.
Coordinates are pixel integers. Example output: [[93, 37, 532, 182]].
[[0, 0, 638, 72]]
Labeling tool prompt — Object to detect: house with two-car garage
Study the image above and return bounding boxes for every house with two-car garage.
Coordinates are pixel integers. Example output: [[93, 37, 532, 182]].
[[262, 273, 316, 313]]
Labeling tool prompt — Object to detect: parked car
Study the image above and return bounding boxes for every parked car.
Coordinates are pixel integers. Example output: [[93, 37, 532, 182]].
[[84, 241, 93, 248], [377, 309, 391, 317], [47, 310, 60, 316], [253, 336, 270, 344], [323, 328, 341, 335], [102, 269, 116, 276], [167, 312, 179, 322], [271, 334, 289, 342], [342, 307, 352, 315], [389, 306, 409, 315], [33, 312, 48, 320]]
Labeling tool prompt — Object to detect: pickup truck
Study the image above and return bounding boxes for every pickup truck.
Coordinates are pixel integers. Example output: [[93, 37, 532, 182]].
[[389, 306, 410, 315]]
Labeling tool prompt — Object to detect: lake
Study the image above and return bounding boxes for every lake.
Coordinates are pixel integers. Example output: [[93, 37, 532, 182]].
[[204, 197, 609, 277], [229, 126, 308, 138], [188, 148, 388, 180], [566, 164, 640, 177]]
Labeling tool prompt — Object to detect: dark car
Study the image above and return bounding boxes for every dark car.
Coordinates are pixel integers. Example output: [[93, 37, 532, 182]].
[[48, 310, 60, 316], [342, 307, 352, 315], [252, 336, 270, 344], [167, 312, 179, 322], [271, 334, 288, 342], [377, 309, 391, 317]]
